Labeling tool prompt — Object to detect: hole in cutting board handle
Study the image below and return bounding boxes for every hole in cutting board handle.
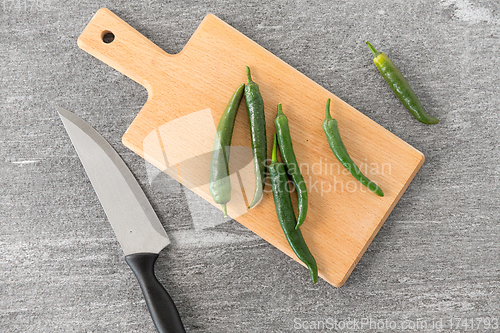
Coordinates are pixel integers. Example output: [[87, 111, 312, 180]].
[[101, 31, 115, 43]]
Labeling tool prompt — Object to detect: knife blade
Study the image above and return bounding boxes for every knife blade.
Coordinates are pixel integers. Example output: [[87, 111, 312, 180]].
[[57, 106, 185, 333]]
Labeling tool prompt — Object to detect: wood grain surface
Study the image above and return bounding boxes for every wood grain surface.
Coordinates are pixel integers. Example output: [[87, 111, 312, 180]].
[[77, 8, 424, 287]]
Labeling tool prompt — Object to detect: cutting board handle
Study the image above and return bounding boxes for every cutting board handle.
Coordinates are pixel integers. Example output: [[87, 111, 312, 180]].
[[77, 8, 172, 95]]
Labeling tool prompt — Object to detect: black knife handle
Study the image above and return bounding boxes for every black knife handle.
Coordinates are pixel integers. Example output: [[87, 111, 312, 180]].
[[125, 253, 186, 333]]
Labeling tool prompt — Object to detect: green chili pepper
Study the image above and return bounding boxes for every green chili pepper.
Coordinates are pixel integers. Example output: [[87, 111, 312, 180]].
[[209, 83, 245, 216], [366, 41, 439, 125], [274, 104, 308, 229], [323, 99, 384, 197], [270, 134, 318, 284], [245, 66, 267, 209]]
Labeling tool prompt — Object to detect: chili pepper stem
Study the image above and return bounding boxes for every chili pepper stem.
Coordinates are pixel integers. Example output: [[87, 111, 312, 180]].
[[246, 66, 254, 84], [365, 41, 381, 58], [272, 134, 278, 164], [276, 103, 284, 116], [325, 98, 332, 120], [222, 204, 227, 217]]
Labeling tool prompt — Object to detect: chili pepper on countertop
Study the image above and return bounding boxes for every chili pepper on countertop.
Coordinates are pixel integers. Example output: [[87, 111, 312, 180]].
[[274, 104, 308, 229], [209, 83, 245, 216], [270, 134, 318, 284], [366, 41, 439, 125], [322, 99, 384, 197], [245, 66, 267, 209]]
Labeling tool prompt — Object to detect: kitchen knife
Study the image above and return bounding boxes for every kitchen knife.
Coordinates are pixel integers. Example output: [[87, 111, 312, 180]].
[[57, 106, 185, 333]]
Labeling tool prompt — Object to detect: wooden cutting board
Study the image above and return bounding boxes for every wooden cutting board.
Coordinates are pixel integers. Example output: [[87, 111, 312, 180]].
[[78, 8, 424, 287]]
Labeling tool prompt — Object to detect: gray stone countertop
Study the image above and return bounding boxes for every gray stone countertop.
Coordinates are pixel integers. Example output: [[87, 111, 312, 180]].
[[1, 1, 499, 332]]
